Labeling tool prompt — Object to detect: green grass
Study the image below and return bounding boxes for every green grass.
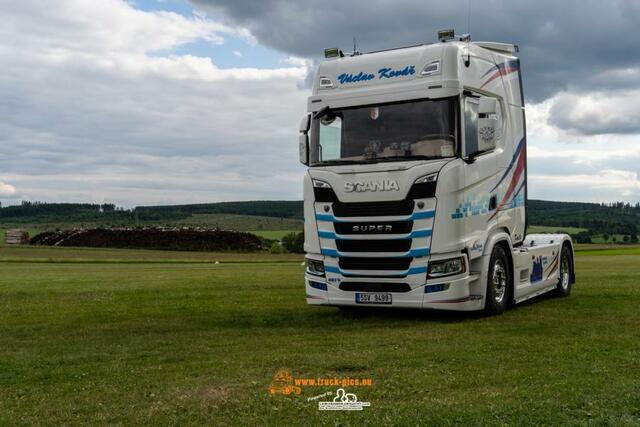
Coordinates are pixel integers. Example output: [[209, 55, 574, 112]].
[[528, 225, 587, 234], [0, 246, 639, 425], [0, 245, 302, 263], [251, 229, 300, 240]]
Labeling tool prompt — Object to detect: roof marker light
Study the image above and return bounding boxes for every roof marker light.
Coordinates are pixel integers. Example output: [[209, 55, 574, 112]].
[[324, 48, 343, 58], [319, 77, 334, 88], [438, 29, 455, 42], [421, 60, 441, 77]]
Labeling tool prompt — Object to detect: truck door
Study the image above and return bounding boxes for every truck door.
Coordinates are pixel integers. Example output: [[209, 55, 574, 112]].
[[461, 95, 499, 247]]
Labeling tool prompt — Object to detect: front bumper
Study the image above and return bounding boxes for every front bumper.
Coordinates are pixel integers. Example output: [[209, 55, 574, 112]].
[[305, 269, 485, 311]]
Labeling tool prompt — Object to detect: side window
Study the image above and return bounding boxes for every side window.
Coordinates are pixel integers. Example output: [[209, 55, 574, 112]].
[[464, 97, 478, 156], [318, 115, 342, 161]]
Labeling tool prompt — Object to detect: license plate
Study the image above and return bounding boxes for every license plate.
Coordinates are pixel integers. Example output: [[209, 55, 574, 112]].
[[355, 293, 392, 304]]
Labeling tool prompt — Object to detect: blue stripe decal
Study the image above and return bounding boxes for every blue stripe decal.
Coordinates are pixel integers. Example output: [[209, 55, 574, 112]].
[[315, 210, 435, 222], [318, 229, 433, 240], [412, 229, 433, 238], [407, 248, 430, 257], [318, 231, 336, 239], [321, 249, 339, 257], [325, 266, 340, 274], [412, 211, 435, 219]]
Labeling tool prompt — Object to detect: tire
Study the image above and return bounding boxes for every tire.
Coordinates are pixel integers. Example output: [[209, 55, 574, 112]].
[[554, 245, 573, 297], [485, 245, 510, 315]]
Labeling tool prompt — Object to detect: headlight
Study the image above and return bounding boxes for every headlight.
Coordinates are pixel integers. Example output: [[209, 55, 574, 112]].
[[414, 173, 438, 184], [428, 256, 465, 278], [312, 179, 332, 189], [306, 259, 325, 276]]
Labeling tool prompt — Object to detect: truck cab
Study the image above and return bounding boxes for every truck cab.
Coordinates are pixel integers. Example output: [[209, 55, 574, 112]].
[[299, 33, 575, 313]]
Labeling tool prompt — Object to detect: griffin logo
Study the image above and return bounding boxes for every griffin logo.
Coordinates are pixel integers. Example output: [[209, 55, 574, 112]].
[[344, 179, 399, 193]]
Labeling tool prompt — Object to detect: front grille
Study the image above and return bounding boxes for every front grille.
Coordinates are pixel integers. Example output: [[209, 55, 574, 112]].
[[339, 282, 411, 293], [334, 220, 413, 235], [336, 239, 411, 253], [332, 200, 414, 217], [339, 257, 412, 271]]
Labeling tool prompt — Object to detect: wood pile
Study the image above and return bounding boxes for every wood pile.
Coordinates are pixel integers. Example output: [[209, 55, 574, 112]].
[[4, 229, 29, 245], [30, 227, 263, 252]]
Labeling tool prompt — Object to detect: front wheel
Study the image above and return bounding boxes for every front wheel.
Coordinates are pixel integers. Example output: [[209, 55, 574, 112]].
[[554, 245, 573, 297], [485, 245, 510, 315]]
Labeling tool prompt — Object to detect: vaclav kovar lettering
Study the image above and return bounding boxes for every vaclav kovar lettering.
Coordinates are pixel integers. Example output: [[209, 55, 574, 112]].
[[337, 65, 415, 84]]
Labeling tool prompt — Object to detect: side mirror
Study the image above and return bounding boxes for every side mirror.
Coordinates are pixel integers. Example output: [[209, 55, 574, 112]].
[[299, 114, 310, 165], [299, 114, 310, 133], [477, 97, 497, 152]]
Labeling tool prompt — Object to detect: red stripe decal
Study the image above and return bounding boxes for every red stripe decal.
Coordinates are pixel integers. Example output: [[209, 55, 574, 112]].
[[481, 67, 519, 88], [488, 147, 526, 221]]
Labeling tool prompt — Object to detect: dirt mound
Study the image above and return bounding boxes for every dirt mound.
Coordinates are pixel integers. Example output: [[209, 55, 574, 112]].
[[30, 228, 263, 252]]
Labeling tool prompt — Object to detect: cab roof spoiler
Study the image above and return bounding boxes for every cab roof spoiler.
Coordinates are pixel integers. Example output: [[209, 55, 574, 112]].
[[473, 41, 519, 54]]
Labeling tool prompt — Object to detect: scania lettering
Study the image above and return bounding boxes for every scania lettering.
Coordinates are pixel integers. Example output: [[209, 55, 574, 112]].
[[299, 31, 575, 314]]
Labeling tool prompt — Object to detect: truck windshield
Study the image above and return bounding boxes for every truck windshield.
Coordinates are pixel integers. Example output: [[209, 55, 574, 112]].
[[309, 97, 458, 165]]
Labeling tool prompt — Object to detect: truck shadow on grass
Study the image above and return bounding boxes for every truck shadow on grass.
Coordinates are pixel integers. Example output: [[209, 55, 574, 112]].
[[327, 306, 486, 323]]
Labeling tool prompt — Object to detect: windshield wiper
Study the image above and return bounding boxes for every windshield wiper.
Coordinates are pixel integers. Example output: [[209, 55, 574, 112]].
[[375, 155, 445, 163], [315, 159, 377, 166]]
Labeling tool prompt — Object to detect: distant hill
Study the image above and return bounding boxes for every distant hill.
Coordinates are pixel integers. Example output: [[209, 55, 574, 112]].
[[527, 200, 639, 236], [1, 199, 638, 238]]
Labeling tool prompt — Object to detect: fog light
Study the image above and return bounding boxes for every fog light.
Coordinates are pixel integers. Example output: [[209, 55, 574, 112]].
[[425, 283, 450, 293], [309, 281, 327, 291]]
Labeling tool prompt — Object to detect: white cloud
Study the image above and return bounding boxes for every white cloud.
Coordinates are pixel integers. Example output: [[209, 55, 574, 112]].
[[0, 182, 17, 196], [548, 91, 640, 135], [531, 170, 640, 201], [525, 98, 640, 202], [232, 50, 242, 57], [0, 0, 310, 206]]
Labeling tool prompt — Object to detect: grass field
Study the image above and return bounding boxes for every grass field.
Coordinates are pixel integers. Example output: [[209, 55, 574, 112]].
[[0, 247, 639, 425], [251, 229, 300, 241], [172, 213, 303, 231], [528, 225, 587, 234]]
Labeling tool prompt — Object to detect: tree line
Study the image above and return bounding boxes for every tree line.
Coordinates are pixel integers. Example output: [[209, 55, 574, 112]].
[[1, 199, 639, 243]]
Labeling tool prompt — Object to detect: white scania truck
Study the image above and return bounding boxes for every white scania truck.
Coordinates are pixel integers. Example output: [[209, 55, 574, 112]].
[[299, 31, 575, 314]]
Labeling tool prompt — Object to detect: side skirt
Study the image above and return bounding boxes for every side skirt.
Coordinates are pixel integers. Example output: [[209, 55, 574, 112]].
[[514, 284, 556, 304]]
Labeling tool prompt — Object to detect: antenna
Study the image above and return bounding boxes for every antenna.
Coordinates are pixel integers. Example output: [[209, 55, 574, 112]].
[[464, 0, 471, 67], [467, 0, 471, 35]]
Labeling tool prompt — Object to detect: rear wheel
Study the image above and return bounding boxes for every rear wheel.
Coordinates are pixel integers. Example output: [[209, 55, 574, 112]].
[[485, 245, 510, 315], [555, 245, 573, 297]]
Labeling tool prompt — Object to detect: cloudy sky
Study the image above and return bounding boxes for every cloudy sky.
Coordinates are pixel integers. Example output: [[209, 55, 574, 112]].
[[1, 0, 639, 207]]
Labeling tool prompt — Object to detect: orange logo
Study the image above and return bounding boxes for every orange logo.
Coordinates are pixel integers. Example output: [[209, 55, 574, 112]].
[[268, 369, 302, 396]]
